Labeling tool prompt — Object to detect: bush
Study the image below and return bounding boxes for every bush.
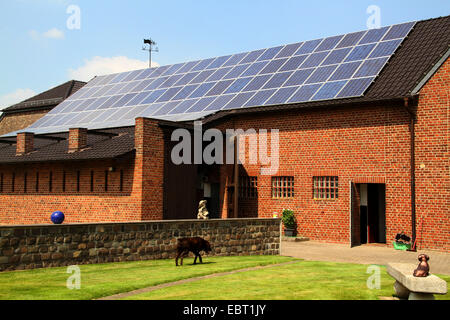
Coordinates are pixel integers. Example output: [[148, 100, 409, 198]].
[[281, 209, 296, 229]]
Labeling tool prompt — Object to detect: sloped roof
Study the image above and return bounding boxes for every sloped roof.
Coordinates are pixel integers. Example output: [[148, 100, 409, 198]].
[[0, 127, 134, 164], [202, 15, 450, 122], [2, 80, 86, 113]]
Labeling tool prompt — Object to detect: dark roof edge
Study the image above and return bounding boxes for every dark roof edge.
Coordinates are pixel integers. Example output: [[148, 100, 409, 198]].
[[411, 47, 450, 94], [5, 97, 63, 112], [200, 95, 412, 125], [0, 149, 136, 165]]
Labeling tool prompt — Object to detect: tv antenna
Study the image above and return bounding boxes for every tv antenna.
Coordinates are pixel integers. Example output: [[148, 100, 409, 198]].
[[142, 38, 158, 68]]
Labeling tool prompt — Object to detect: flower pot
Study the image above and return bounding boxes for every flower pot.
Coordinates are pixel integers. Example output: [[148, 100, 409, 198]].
[[284, 228, 296, 237]]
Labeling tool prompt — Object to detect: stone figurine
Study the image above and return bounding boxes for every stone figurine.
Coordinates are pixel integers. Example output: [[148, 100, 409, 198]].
[[413, 254, 430, 277], [197, 200, 209, 220]]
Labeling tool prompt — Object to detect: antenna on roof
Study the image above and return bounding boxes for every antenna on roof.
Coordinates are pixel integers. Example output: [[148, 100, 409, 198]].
[[142, 38, 158, 68]]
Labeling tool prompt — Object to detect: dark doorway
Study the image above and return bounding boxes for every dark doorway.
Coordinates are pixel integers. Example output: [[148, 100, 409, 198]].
[[351, 183, 386, 246]]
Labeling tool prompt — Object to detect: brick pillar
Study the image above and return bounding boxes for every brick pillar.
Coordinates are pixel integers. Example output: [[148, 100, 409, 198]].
[[134, 117, 165, 220], [68, 128, 88, 152], [16, 132, 34, 155]]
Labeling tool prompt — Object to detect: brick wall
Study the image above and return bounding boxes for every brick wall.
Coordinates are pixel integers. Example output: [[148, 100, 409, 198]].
[[0, 218, 281, 271], [0, 117, 166, 224], [0, 109, 50, 136], [211, 103, 414, 247], [414, 58, 449, 251]]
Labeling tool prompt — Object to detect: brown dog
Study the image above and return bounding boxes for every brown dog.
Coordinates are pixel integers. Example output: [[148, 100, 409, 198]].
[[175, 237, 212, 266], [413, 254, 430, 277]]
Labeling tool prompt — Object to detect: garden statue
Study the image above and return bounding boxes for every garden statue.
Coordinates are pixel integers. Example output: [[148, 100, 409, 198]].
[[197, 200, 209, 220], [413, 254, 430, 277]]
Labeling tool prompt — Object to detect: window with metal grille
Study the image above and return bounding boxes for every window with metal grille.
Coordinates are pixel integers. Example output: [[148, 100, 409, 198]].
[[272, 176, 294, 199], [313, 176, 338, 199], [239, 176, 258, 198]]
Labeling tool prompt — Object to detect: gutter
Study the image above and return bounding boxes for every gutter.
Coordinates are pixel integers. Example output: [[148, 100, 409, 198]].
[[403, 96, 417, 251]]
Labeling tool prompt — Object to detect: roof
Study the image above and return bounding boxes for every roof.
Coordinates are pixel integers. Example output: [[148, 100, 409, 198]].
[[202, 15, 450, 122], [2, 80, 86, 114], [3, 15, 450, 138], [0, 127, 135, 164]]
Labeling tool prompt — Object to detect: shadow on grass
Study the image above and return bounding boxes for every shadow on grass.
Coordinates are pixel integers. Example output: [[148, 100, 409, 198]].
[[179, 261, 217, 267]]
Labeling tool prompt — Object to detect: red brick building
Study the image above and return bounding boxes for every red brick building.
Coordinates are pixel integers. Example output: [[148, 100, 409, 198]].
[[0, 16, 448, 252]]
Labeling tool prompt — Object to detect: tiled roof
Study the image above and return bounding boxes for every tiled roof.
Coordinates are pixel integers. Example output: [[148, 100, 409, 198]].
[[3, 80, 86, 113], [203, 15, 450, 122], [0, 127, 134, 164]]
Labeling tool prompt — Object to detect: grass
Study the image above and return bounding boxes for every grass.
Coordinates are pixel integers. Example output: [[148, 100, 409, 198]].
[[0, 255, 294, 300], [1, 256, 448, 300], [124, 260, 450, 300]]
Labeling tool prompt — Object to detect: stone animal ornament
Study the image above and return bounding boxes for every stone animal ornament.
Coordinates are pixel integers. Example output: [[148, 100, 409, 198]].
[[175, 237, 212, 266], [413, 254, 430, 277], [197, 200, 209, 220]]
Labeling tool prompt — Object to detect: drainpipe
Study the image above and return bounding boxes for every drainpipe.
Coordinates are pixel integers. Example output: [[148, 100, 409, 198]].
[[404, 97, 416, 250]]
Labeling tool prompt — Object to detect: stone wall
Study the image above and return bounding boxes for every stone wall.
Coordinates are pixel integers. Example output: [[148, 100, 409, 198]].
[[0, 218, 281, 271]]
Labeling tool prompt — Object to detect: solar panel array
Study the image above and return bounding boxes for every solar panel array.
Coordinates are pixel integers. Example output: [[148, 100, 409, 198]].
[[24, 21, 415, 134]]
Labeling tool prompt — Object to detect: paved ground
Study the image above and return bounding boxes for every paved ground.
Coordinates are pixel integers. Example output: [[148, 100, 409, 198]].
[[281, 240, 450, 275]]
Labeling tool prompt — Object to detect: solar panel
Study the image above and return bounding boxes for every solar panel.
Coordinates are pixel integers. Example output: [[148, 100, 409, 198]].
[[305, 65, 338, 84], [311, 80, 347, 100], [18, 21, 415, 134], [265, 86, 298, 105], [288, 84, 322, 103], [329, 61, 362, 81], [337, 77, 375, 97]]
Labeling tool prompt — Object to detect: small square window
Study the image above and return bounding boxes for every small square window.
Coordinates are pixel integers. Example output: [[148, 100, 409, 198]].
[[313, 176, 338, 199], [239, 176, 258, 198], [272, 176, 294, 199]]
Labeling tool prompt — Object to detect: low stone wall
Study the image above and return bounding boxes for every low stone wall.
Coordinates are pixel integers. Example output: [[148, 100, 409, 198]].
[[0, 218, 281, 271]]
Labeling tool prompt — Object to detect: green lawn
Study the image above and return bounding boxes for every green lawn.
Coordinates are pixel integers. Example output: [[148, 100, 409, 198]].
[[1, 256, 448, 300], [0, 255, 294, 300], [124, 260, 450, 300]]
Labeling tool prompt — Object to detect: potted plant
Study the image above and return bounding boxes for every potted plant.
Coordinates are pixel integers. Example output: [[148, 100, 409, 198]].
[[282, 209, 297, 237]]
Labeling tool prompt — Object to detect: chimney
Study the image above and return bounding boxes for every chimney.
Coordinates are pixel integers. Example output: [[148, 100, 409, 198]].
[[68, 128, 88, 152], [16, 132, 34, 156]]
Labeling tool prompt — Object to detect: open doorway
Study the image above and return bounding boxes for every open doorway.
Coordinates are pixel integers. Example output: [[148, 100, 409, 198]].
[[351, 183, 386, 246]]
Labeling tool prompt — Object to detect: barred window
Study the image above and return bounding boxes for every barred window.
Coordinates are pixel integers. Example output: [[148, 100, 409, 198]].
[[313, 176, 338, 199], [272, 176, 294, 199], [239, 176, 258, 198]]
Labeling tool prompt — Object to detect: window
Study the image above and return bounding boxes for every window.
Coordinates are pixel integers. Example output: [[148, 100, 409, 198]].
[[76, 171, 80, 192], [24, 172, 27, 193], [49, 171, 53, 192], [239, 176, 258, 198], [0, 173, 3, 193], [35, 172, 39, 193], [104, 171, 108, 192], [313, 176, 338, 199], [90, 171, 94, 192], [272, 176, 294, 199], [11, 172, 15, 192], [119, 170, 124, 192], [62, 171, 66, 192]]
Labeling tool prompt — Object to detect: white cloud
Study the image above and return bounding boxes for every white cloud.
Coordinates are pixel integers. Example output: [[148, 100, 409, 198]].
[[0, 88, 36, 110], [43, 28, 65, 39], [29, 28, 65, 40], [68, 56, 159, 82]]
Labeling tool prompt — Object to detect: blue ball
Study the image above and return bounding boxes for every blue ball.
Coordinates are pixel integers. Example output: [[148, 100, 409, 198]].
[[51, 211, 65, 224]]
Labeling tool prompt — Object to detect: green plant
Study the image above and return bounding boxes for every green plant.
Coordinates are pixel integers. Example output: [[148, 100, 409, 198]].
[[282, 209, 296, 229]]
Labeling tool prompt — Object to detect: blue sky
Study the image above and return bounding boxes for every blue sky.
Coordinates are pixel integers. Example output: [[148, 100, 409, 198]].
[[0, 0, 448, 109]]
